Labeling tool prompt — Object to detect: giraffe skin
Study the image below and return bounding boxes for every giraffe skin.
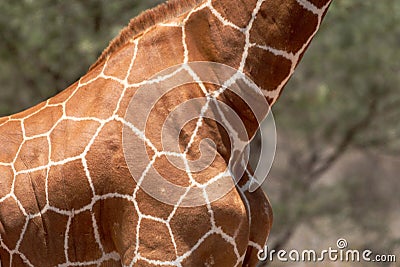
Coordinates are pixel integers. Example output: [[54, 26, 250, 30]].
[[0, 0, 332, 266]]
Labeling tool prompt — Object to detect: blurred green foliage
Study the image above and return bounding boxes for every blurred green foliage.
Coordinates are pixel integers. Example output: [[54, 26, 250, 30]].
[[265, 0, 400, 261], [0, 0, 161, 115], [277, 0, 400, 155]]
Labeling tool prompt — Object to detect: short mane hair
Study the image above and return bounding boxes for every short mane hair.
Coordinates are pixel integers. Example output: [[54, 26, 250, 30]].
[[90, 0, 203, 70]]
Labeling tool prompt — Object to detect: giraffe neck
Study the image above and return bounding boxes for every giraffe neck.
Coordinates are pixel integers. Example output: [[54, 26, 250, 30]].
[[178, 0, 333, 139], [184, 0, 332, 102], [75, 0, 333, 161]]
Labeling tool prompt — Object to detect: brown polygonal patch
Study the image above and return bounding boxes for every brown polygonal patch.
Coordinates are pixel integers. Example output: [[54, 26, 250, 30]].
[[121, 245, 136, 266], [181, 116, 230, 162], [0, 121, 23, 163], [133, 260, 155, 267], [49, 119, 100, 162], [19, 211, 68, 266], [14, 137, 49, 172], [24, 106, 63, 137], [191, 153, 228, 185], [211, 0, 258, 28], [100, 259, 122, 267], [68, 211, 103, 262], [0, 247, 10, 266], [153, 155, 191, 187], [185, 8, 245, 69], [307, 0, 330, 8], [243, 187, 273, 250], [212, 189, 248, 238], [14, 170, 47, 215], [135, 188, 174, 221], [128, 26, 184, 84], [180, 234, 237, 266], [100, 198, 138, 258], [92, 201, 118, 255], [0, 197, 26, 250], [138, 218, 176, 261], [113, 87, 139, 118], [47, 160, 93, 210], [143, 83, 206, 152], [204, 174, 236, 205], [103, 43, 137, 80], [169, 205, 211, 256], [250, 0, 319, 54], [122, 118, 157, 187], [216, 88, 259, 139], [86, 120, 136, 196], [0, 166, 13, 199], [245, 46, 292, 91], [65, 79, 124, 120], [9, 254, 27, 266]]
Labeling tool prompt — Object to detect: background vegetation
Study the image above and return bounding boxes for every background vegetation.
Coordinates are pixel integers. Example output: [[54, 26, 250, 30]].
[[260, 1, 400, 266], [0, 0, 162, 114], [0, 0, 398, 266]]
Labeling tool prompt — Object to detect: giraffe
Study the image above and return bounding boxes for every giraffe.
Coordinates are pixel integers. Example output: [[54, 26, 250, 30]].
[[0, 0, 332, 266]]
